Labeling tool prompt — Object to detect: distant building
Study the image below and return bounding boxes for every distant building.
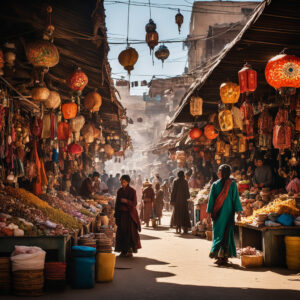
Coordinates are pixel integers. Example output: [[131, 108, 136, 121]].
[[187, 1, 258, 72]]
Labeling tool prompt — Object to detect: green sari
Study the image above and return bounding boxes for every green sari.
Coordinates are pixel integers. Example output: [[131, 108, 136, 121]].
[[207, 179, 242, 258]]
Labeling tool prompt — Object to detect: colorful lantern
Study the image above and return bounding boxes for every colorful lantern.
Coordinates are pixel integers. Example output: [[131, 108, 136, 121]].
[[44, 91, 61, 109], [68, 143, 83, 155], [84, 91, 102, 112], [118, 47, 139, 74], [265, 54, 300, 89], [26, 40, 59, 68], [175, 9, 184, 34], [31, 86, 50, 102], [219, 109, 233, 131], [62, 102, 77, 120], [189, 128, 202, 140], [66, 68, 88, 92], [190, 96, 203, 116], [204, 125, 218, 140], [238, 63, 257, 93], [155, 45, 170, 66], [145, 19, 157, 33], [220, 82, 240, 104], [146, 31, 159, 53], [57, 122, 72, 141]]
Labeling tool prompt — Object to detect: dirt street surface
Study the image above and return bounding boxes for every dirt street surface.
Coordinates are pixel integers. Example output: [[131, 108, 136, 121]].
[[4, 213, 300, 300]]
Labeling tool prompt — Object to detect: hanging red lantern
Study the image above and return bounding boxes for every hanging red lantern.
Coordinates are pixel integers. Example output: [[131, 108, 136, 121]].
[[193, 146, 200, 152], [146, 31, 159, 53], [62, 102, 77, 120], [189, 128, 202, 140], [66, 68, 88, 92], [175, 9, 184, 34], [68, 143, 83, 155], [26, 40, 59, 68], [265, 54, 300, 89], [204, 125, 218, 140], [118, 47, 139, 74], [238, 63, 257, 93], [155, 45, 169, 66]]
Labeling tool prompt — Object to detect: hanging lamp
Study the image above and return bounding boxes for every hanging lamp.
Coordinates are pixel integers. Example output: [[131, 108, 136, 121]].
[[175, 9, 184, 34], [155, 45, 170, 67], [145, 0, 159, 54]]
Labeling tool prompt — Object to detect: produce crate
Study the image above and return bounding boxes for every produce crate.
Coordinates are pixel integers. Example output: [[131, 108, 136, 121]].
[[241, 254, 263, 268]]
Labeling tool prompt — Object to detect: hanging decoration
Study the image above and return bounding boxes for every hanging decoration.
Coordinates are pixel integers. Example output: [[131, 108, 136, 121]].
[[68, 143, 83, 155], [57, 122, 72, 141], [145, 1, 159, 54], [220, 82, 240, 104], [204, 125, 218, 140], [265, 54, 300, 90], [218, 109, 233, 131], [189, 128, 202, 140], [238, 63, 257, 93], [241, 100, 254, 139], [175, 9, 184, 34], [66, 68, 88, 92], [31, 86, 50, 102], [155, 45, 169, 66], [84, 91, 102, 112], [190, 96, 203, 116], [62, 102, 77, 120], [44, 91, 61, 109], [118, 0, 138, 75]]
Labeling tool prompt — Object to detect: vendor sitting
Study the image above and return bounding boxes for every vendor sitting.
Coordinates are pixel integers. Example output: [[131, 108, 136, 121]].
[[92, 172, 109, 195], [286, 169, 300, 194], [252, 156, 272, 188]]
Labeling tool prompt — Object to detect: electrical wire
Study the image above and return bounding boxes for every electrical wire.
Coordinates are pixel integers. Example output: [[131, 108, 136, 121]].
[[126, 0, 131, 45]]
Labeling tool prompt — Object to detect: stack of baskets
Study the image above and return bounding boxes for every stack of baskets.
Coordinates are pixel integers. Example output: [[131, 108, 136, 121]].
[[285, 236, 300, 270], [13, 269, 44, 296], [0, 257, 11, 293], [45, 262, 67, 290], [95, 233, 113, 253], [99, 226, 115, 247], [79, 234, 96, 248]]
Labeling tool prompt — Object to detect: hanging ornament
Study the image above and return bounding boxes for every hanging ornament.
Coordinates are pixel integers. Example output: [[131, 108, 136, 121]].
[[189, 128, 202, 140], [66, 67, 88, 92], [62, 102, 77, 120], [118, 47, 139, 75], [146, 31, 159, 54], [220, 82, 240, 104], [175, 9, 184, 34], [155, 45, 169, 66], [31, 85, 50, 102], [238, 63, 257, 93], [68, 143, 83, 155], [265, 54, 300, 93], [190, 96, 203, 116], [4, 42, 16, 67], [145, 19, 157, 33], [84, 91, 102, 112], [204, 125, 218, 140]]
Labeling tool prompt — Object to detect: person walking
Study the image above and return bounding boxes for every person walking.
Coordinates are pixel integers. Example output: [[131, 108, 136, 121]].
[[170, 171, 191, 234], [114, 175, 141, 257], [153, 183, 164, 225], [141, 179, 155, 227], [207, 164, 242, 266], [162, 179, 170, 211]]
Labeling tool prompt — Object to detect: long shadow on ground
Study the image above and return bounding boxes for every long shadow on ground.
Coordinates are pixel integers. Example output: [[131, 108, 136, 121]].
[[6, 256, 299, 300]]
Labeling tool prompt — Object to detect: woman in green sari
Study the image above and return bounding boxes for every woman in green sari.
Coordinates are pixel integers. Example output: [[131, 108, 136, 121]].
[[207, 164, 242, 265]]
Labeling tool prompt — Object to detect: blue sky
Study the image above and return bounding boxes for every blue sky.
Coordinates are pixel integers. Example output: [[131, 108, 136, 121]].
[[104, 0, 261, 94]]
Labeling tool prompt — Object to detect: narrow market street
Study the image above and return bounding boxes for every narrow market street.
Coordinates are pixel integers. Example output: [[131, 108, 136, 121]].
[[4, 212, 299, 300]]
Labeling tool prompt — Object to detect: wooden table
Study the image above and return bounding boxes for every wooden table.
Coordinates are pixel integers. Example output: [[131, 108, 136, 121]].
[[0, 235, 71, 262], [236, 223, 300, 267]]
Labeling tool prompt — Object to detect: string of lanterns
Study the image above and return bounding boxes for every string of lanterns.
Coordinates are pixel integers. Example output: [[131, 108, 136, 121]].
[[118, 1, 184, 73]]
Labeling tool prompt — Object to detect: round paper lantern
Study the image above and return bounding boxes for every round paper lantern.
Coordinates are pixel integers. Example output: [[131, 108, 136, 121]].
[[84, 91, 102, 112], [190, 96, 203, 116], [66, 68, 88, 91], [220, 82, 240, 104], [238, 64, 257, 93], [62, 102, 77, 120], [175, 9, 184, 34], [155, 45, 170, 65], [31, 87, 50, 102], [104, 144, 114, 156], [146, 31, 159, 52], [68, 143, 83, 155], [118, 47, 139, 74], [44, 91, 61, 109], [265, 54, 300, 89], [57, 122, 72, 140], [26, 40, 59, 68], [204, 124, 218, 140], [189, 128, 202, 140]]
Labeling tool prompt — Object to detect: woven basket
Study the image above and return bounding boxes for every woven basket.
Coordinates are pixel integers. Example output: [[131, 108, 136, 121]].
[[241, 254, 263, 268]]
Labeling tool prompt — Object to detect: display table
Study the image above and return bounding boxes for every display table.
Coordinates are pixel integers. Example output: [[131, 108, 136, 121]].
[[0, 235, 71, 262], [237, 223, 300, 267]]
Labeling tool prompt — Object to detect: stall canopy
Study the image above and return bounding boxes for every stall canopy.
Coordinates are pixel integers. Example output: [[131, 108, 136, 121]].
[[0, 0, 127, 136], [167, 0, 300, 128]]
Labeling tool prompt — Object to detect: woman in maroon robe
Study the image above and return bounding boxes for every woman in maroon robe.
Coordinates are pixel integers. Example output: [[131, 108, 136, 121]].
[[115, 175, 141, 257]]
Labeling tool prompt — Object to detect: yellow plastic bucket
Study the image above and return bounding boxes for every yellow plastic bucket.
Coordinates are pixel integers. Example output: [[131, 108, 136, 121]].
[[285, 236, 300, 271], [96, 253, 116, 282]]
